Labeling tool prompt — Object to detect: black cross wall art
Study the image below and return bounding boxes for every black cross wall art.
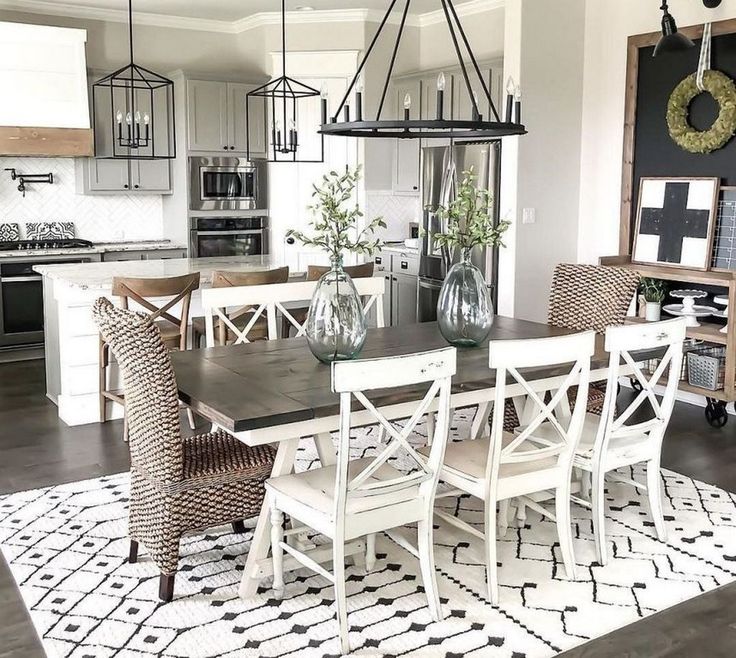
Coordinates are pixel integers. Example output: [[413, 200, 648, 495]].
[[633, 177, 719, 270]]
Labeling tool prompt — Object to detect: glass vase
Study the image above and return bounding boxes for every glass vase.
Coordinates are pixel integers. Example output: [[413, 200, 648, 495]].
[[306, 256, 367, 363], [437, 247, 493, 346]]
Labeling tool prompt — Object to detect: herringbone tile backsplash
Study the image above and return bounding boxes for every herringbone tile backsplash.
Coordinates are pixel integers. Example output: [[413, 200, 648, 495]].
[[365, 191, 421, 241], [0, 157, 164, 242]]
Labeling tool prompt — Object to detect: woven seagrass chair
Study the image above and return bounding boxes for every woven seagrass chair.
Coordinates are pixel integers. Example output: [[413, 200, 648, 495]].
[[99, 273, 201, 441], [280, 262, 375, 338], [500, 264, 640, 431], [92, 297, 275, 602], [191, 267, 289, 347]]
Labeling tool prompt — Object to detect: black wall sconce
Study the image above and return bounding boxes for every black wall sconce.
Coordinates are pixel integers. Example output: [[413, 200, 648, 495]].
[[4, 168, 54, 197]]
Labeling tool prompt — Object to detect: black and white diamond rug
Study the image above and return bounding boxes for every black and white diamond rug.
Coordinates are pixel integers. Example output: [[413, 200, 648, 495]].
[[0, 411, 734, 657]]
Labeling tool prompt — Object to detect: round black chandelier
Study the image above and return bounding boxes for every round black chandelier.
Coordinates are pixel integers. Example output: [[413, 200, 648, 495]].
[[320, 0, 526, 140], [92, 0, 175, 159], [246, 0, 324, 162]]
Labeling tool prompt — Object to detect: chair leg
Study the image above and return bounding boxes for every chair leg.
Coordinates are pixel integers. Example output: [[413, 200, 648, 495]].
[[232, 520, 247, 534], [646, 458, 667, 542], [555, 484, 577, 580], [426, 412, 436, 445], [591, 467, 607, 565], [417, 518, 443, 622], [365, 533, 376, 572], [333, 536, 350, 654], [270, 507, 285, 599], [128, 539, 139, 563], [581, 469, 592, 502], [484, 498, 499, 605], [98, 340, 107, 423], [498, 499, 509, 538], [159, 573, 175, 602], [186, 407, 196, 430]]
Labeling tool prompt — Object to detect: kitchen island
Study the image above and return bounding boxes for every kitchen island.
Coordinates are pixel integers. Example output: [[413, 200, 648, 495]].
[[35, 256, 289, 426]]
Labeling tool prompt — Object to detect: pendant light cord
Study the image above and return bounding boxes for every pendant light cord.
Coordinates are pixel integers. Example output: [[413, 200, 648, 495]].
[[281, 0, 286, 77], [696, 22, 712, 91], [128, 0, 134, 65]]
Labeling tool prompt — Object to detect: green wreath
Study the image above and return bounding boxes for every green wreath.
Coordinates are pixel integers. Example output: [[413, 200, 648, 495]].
[[666, 70, 736, 154]]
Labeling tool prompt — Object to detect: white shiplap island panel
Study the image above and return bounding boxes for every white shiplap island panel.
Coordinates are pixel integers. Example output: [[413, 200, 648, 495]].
[[35, 256, 289, 427]]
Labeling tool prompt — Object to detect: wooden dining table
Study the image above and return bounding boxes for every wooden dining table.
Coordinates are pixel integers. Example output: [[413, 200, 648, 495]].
[[171, 317, 643, 599]]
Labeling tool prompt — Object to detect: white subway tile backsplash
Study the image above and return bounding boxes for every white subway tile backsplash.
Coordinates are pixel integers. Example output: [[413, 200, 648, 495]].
[[364, 191, 421, 241], [0, 157, 163, 242]]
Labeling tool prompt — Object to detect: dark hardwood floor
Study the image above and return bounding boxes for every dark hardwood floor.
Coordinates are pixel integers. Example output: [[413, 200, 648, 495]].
[[0, 359, 735, 658]]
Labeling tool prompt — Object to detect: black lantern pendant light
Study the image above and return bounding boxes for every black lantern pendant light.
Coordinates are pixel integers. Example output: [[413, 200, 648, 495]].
[[653, 1, 695, 56], [246, 0, 324, 162], [320, 0, 526, 140], [92, 0, 176, 159]]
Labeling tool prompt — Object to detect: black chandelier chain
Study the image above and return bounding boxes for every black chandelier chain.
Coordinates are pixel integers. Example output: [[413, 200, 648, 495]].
[[321, 0, 525, 139]]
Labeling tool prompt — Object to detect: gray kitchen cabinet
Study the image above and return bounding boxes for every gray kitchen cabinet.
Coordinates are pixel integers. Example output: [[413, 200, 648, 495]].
[[373, 250, 418, 326], [130, 160, 171, 192], [392, 80, 421, 195], [187, 80, 229, 152], [391, 272, 418, 326], [102, 248, 187, 262], [187, 80, 266, 157], [75, 158, 171, 194]]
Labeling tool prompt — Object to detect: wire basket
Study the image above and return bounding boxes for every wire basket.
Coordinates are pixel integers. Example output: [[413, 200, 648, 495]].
[[687, 346, 726, 391]]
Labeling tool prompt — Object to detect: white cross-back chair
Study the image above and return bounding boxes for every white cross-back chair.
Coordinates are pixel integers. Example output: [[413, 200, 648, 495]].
[[200, 277, 385, 347], [569, 318, 686, 565], [266, 347, 456, 654], [427, 331, 595, 605]]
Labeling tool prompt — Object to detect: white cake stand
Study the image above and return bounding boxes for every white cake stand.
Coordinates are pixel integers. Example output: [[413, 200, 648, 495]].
[[713, 295, 729, 334], [664, 289, 715, 327]]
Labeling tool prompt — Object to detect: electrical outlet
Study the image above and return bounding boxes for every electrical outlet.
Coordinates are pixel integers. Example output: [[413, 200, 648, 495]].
[[522, 207, 536, 224]]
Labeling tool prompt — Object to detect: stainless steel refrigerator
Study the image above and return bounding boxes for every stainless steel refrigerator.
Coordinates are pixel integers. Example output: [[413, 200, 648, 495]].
[[417, 141, 502, 323]]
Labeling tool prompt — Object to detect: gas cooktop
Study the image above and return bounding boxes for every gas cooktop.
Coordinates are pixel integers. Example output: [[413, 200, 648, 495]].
[[0, 239, 95, 252]]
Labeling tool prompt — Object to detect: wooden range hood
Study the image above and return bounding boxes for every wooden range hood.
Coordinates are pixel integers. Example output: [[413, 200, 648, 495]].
[[0, 22, 94, 158], [0, 126, 93, 157]]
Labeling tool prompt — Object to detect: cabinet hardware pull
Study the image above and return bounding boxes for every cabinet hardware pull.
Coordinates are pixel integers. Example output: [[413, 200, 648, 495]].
[[123, 184, 129, 189]]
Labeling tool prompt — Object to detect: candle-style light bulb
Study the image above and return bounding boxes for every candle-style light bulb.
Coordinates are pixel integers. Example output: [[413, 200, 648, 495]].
[[116, 110, 123, 124], [403, 93, 412, 110], [134, 110, 141, 124], [436, 73, 446, 120], [514, 85, 522, 101], [143, 113, 150, 125], [505, 76, 515, 123], [355, 74, 364, 121], [125, 112, 132, 125], [320, 84, 329, 124]]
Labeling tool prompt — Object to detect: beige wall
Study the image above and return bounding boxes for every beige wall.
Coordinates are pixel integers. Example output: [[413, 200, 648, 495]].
[[419, 5, 504, 71], [500, 0, 586, 322]]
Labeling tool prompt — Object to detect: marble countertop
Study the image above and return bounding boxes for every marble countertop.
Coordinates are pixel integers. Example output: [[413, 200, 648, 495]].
[[0, 240, 186, 260], [381, 241, 419, 255], [34, 255, 286, 290]]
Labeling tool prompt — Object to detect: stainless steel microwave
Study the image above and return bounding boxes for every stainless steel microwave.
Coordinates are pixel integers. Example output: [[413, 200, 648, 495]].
[[189, 156, 268, 211]]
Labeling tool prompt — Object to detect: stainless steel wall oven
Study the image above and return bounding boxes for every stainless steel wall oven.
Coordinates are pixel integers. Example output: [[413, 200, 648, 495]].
[[190, 217, 269, 258]]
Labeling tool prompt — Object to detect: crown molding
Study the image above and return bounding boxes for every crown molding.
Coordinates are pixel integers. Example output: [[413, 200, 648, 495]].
[[417, 0, 505, 27], [0, 0, 504, 34]]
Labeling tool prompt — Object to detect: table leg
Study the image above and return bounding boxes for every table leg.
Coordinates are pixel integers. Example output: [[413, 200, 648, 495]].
[[470, 401, 491, 440], [239, 437, 299, 599], [313, 432, 336, 466]]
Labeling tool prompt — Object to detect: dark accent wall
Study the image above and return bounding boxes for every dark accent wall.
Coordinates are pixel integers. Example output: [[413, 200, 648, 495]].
[[631, 33, 736, 233]]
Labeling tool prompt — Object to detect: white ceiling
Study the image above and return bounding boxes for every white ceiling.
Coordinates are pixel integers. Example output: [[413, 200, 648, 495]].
[[2, 0, 485, 23]]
